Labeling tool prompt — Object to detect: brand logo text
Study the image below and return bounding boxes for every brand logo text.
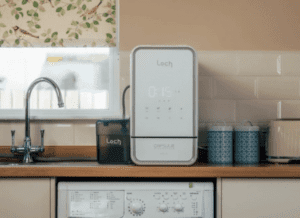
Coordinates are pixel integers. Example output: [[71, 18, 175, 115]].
[[154, 144, 175, 149], [157, 60, 173, 68], [106, 138, 122, 145]]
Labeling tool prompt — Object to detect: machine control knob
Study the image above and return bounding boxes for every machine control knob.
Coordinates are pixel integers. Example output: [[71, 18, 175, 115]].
[[159, 204, 168, 212], [130, 202, 144, 214], [174, 204, 183, 212]]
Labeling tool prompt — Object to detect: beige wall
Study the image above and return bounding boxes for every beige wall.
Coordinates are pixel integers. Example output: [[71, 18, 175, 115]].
[[120, 0, 300, 51]]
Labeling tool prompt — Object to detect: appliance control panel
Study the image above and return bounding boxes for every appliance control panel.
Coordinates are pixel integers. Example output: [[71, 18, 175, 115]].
[[131, 47, 197, 137], [125, 190, 203, 217], [67, 191, 124, 218]]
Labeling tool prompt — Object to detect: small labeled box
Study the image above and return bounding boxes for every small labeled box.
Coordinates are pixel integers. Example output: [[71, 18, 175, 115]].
[[96, 119, 131, 165]]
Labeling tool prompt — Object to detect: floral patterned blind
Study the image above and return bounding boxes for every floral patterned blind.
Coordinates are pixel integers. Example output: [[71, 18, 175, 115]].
[[0, 0, 116, 47]]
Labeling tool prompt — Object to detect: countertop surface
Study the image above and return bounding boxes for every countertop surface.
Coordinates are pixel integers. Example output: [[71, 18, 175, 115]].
[[0, 161, 300, 178]]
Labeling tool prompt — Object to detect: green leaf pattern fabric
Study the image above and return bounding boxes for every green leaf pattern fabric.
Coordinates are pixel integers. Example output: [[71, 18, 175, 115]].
[[0, 0, 116, 47]]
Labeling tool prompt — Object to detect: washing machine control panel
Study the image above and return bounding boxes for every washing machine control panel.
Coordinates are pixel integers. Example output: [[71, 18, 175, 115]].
[[125, 190, 203, 217], [67, 191, 124, 218]]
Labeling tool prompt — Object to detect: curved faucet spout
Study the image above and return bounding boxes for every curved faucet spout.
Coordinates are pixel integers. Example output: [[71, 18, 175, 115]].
[[25, 77, 64, 138]]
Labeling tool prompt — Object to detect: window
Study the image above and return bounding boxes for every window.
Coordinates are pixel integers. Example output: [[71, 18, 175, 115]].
[[0, 47, 120, 119], [0, 0, 120, 119]]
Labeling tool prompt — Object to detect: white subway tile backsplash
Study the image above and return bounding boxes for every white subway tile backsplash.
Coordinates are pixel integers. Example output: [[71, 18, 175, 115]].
[[281, 52, 300, 76], [213, 76, 257, 99], [9, 123, 25, 146], [198, 76, 212, 99], [277, 101, 282, 119], [198, 51, 238, 76], [281, 101, 300, 119], [237, 51, 280, 76], [120, 50, 300, 125], [5, 122, 41, 146], [199, 100, 236, 123], [236, 100, 278, 123], [257, 77, 300, 100], [28, 123, 44, 146], [74, 124, 96, 145], [0, 123, 12, 146], [40, 123, 74, 146]]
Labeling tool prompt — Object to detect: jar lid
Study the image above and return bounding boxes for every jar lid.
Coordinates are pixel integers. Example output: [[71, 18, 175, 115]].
[[209, 126, 233, 131], [235, 120, 259, 131], [235, 126, 259, 131]]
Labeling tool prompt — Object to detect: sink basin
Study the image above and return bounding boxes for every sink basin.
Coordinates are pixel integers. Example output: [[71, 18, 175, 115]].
[[7, 163, 21, 166], [0, 161, 40, 166], [0, 160, 99, 167]]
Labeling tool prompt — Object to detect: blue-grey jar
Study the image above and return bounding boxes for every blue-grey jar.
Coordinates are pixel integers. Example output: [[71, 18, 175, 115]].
[[208, 125, 233, 165], [235, 124, 260, 166]]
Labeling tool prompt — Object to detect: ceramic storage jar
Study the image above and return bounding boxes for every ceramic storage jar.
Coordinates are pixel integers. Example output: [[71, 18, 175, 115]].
[[208, 123, 233, 165], [234, 121, 260, 166]]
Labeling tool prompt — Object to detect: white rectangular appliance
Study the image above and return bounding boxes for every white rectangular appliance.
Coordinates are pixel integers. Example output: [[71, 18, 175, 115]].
[[130, 46, 198, 165], [57, 182, 214, 218], [268, 120, 300, 163]]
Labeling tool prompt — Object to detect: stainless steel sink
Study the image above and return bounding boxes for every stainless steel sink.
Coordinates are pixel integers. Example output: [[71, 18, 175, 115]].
[[0, 161, 100, 167], [0, 161, 42, 166]]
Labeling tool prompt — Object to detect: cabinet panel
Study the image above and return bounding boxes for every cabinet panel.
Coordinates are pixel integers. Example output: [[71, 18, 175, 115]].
[[0, 178, 51, 218], [222, 178, 300, 218]]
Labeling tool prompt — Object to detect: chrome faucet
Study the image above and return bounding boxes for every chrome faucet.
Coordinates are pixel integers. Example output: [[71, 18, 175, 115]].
[[11, 77, 64, 163]]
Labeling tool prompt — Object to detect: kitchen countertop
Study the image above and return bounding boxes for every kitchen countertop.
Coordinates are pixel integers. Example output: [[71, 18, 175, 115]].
[[0, 161, 300, 178]]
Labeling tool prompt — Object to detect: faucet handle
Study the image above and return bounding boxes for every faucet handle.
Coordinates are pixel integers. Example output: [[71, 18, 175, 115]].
[[40, 129, 45, 147], [11, 130, 15, 147], [11, 130, 17, 153]]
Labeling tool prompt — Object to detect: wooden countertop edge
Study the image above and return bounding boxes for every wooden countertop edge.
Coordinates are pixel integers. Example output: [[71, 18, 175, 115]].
[[1, 146, 299, 178], [1, 164, 300, 178]]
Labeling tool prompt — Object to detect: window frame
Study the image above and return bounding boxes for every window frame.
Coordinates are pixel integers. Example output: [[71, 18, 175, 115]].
[[0, 0, 120, 120]]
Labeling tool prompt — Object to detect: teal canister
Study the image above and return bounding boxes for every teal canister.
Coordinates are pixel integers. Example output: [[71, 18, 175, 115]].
[[234, 121, 260, 165], [208, 123, 233, 165]]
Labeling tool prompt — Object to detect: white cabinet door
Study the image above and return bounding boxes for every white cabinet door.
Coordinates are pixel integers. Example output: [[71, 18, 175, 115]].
[[222, 178, 300, 218], [0, 178, 51, 218]]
